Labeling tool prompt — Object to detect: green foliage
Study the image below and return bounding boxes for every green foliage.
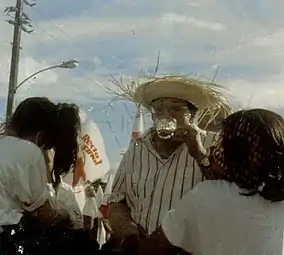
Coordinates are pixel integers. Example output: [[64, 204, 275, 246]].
[[91, 178, 107, 192]]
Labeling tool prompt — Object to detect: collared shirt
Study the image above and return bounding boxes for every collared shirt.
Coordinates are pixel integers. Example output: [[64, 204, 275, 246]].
[[111, 129, 215, 234]]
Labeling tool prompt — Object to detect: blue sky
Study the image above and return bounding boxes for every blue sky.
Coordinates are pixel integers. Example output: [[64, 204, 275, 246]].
[[1, 0, 284, 167]]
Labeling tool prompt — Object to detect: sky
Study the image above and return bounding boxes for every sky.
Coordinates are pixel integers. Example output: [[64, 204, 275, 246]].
[[1, 0, 284, 167]]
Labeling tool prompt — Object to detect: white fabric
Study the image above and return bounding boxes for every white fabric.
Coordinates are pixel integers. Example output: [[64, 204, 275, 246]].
[[83, 197, 100, 218], [110, 129, 215, 234], [50, 182, 84, 229], [63, 114, 110, 186], [0, 136, 49, 226], [104, 174, 114, 196], [95, 185, 104, 207], [162, 180, 284, 255], [97, 218, 106, 248], [72, 185, 86, 212]]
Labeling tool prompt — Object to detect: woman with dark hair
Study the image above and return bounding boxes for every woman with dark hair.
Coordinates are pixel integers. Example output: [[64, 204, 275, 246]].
[[137, 108, 284, 255], [0, 97, 102, 254]]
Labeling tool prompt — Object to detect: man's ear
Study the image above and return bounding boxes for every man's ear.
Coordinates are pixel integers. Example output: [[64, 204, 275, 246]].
[[34, 131, 44, 147], [151, 113, 155, 123], [190, 111, 197, 122]]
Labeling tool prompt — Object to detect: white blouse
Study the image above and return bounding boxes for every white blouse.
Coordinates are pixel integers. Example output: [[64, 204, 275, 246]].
[[0, 136, 50, 226], [0, 136, 84, 229], [50, 182, 84, 229], [162, 180, 284, 255]]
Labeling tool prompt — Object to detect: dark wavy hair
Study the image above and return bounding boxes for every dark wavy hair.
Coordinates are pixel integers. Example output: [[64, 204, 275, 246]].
[[215, 108, 284, 202], [6, 97, 81, 187]]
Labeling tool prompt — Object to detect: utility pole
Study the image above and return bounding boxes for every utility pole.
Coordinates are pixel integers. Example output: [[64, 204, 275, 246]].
[[4, 0, 34, 121]]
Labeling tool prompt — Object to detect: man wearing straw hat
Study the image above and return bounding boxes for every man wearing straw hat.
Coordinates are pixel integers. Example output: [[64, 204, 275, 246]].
[[107, 75, 232, 250]]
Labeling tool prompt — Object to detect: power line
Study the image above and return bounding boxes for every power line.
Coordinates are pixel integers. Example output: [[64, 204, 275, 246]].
[[29, 6, 106, 91], [5, 0, 34, 120], [29, 7, 134, 134], [8, 6, 115, 127], [20, 6, 143, 139], [106, 120, 122, 149]]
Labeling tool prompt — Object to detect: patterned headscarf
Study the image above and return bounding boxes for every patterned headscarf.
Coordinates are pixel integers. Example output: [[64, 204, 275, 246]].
[[210, 109, 284, 194]]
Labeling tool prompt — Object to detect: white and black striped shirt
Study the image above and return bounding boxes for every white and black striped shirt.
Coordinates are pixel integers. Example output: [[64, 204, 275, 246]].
[[111, 129, 215, 234]]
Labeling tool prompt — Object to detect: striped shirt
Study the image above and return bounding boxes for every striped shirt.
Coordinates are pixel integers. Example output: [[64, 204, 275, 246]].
[[111, 129, 215, 234]]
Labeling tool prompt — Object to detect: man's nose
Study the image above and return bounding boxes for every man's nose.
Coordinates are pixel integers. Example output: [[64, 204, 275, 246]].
[[159, 108, 171, 117]]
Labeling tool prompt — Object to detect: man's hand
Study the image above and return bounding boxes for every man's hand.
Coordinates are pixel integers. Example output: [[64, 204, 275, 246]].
[[137, 224, 149, 239], [117, 221, 140, 241], [103, 224, 147, 254], [136, 226, 186, 255], [108, 202, 140, 242], [32, 202, 70, 227], [174, 123, 206, 160], [85, 183, 95, 198]]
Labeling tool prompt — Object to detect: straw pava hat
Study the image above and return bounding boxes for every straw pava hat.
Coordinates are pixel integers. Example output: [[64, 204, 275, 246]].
[[107, 74, 233, 132]]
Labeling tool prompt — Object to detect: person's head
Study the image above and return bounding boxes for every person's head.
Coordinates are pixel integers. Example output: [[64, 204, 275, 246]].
[[211, 108, 284, 202], [150, 97, 198, 137], [7, 97, 81, 186]]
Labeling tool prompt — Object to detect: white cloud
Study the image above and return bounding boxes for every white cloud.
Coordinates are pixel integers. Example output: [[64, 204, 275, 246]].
[[0, 0, 284, 110], [221, 75, 284, 108], [160, 13, 226, 31], [18, 57, 58, 86], [4, 0, 284, 166], [186, 1, 201, 7]]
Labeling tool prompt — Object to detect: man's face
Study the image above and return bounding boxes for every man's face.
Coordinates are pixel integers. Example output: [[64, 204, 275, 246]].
[[151, 98, 196, 126]]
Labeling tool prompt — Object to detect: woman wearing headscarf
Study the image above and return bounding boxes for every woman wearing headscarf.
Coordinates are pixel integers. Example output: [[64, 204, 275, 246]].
[[0, 97, 102, 254], [137, 108, 284, 255]]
